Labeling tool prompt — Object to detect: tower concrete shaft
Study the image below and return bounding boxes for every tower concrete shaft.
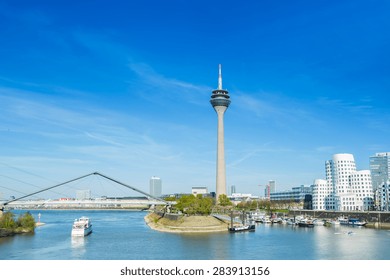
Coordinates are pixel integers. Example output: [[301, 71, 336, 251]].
[[210, 64, 230, 201]]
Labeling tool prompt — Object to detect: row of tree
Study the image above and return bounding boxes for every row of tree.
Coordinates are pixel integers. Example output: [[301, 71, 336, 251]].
[[0, 211, 36, 233], [170, 194, 233, 215], [165, 195, 303, 215]]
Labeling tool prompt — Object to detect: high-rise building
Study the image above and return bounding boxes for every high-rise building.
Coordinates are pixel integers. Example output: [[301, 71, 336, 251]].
[[370, 152, 390, 191], [264, 180, 276, 200], [313, 153, 374, 211], [377, 181, 390, 211], [210, 64, 231, 200], [230, 185, 236, 195], [149, 176, 162, 198], [269, 180, 276, 193]]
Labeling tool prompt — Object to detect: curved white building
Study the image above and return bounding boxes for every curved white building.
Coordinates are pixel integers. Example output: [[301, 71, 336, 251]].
[[312, 179, 328, 210], [313, 153, 374, 211]]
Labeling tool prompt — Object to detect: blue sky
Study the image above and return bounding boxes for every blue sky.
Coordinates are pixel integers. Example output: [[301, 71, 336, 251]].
[[0, 0, 389, 199]]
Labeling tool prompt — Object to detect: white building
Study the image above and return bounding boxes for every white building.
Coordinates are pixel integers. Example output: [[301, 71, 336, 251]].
[[312, 179, 329, 210], [192, 186, 208, 196], [228, 193, 259, 202], [313, 153, 374, 211], [149, 176, 162, 198]]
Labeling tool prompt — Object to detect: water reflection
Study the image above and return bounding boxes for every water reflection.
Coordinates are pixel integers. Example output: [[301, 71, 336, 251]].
[[71, 236, 86, 249]]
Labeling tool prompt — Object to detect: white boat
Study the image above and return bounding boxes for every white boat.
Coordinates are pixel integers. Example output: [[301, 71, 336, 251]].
[[286, 218, 296, 225], [260, 216, 272, 224], [249, 210, 265, 223], [71, 216, 92, 236], [312, 219, 325, 226], [338, 216, 349, 225]]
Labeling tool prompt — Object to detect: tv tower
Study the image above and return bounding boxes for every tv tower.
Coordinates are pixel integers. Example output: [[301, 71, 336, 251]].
[[210, 64, 231, 200]]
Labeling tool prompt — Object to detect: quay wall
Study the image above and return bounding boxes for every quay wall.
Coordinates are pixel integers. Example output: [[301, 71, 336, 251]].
[[289, 210, 390, 229]]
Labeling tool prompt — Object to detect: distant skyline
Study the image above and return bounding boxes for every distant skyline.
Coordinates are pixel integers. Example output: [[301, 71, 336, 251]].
[[0, 0, 389, 198]]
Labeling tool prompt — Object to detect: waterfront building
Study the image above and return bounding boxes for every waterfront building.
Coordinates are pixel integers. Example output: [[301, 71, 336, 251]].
[[76, 189, 91, 200], [149, 176, 162, 197], [313, 153, 374, 211], [312, 179, 331, 210], [210, 64, 231, 200], [349, 170, 374, 210], [270, 185, 312, 202], [370, 152, 390, 191]]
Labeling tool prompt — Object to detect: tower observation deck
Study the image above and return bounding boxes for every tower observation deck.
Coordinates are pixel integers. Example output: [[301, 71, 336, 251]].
[[210, 64, 230, 200]]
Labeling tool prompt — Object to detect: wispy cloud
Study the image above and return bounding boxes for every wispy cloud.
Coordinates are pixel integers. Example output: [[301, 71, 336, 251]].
[[128, 63, 211, 106]]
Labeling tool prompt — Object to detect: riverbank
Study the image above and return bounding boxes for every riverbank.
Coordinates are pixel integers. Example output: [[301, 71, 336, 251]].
[[0, 227, 34, 238], [144, 212, 230, 233]]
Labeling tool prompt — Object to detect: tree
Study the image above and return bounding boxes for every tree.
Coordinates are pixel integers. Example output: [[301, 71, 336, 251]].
[[175, 195, 214, 215], [0, 212, 16, 229], [17, 212, 36, 232], [218, 194, 233, 206]]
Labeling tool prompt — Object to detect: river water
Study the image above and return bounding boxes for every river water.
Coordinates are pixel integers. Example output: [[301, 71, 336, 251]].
[[1, 209, 390, 260]]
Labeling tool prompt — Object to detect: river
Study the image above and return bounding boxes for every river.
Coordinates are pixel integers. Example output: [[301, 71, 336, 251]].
[[1, 209, 390, 260]]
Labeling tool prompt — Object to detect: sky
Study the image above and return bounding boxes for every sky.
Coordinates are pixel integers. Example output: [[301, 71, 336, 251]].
[[0, 0, 389, 199]]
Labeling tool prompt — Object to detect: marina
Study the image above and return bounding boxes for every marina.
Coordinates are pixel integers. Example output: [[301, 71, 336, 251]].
[[1, 209, 390, 260]]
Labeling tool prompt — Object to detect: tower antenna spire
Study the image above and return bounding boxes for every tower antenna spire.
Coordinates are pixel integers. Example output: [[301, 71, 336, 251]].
[[218, 64, 222, 90]]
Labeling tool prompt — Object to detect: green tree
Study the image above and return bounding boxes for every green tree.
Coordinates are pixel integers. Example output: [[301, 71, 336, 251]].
[[17, 212, 36, 231], [175, 195, 214, 215], [218, 194, 233, 207], [0, 212, 16, 229]]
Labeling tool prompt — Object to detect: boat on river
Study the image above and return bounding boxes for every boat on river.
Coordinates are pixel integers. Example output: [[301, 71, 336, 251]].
[[297, 219, 315, 228], [71, 216, 92, 236], [347, 218, 367, 226], [338, 216, 367, 226], [229, 211, 256, 232], [228, 224, 256, 232]]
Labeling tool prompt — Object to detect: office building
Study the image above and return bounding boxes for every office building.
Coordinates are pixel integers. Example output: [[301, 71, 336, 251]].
[[370, 152, 390, 191], [149, 176, 162, 198]]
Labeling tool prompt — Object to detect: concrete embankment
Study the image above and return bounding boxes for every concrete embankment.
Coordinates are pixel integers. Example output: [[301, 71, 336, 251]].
[[289, 209, 390, 229], [144, 212, 229, 233]]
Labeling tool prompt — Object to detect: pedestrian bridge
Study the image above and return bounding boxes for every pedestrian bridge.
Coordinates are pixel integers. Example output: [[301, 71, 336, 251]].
[[0, 172, 170, 212]]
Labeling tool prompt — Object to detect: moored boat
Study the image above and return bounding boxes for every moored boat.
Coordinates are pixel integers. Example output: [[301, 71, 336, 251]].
[[338, 216, 349, 225], [260, 216, 272, 224], [298, 219, 315, 228], [338, 216, 367, 226], [312, 218, 325, 226], [71, 216, 92, 236], [228, 224, 256, 232], [347, 218, 367, 226]]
